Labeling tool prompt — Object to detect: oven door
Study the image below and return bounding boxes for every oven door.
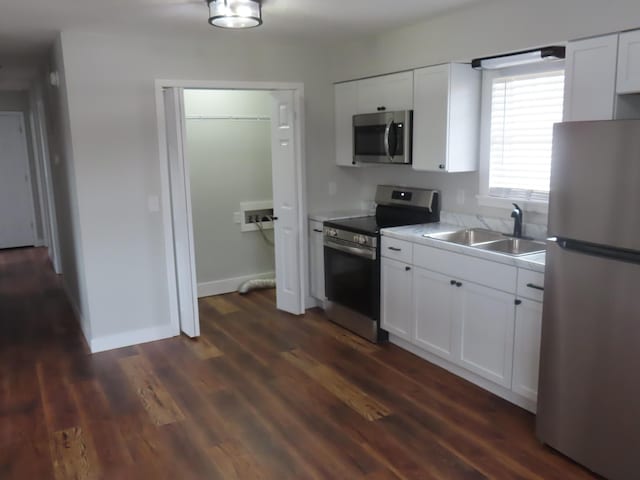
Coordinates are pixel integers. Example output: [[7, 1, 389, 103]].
[[324, 239, 380, 320], [353, 111, 412, 164]]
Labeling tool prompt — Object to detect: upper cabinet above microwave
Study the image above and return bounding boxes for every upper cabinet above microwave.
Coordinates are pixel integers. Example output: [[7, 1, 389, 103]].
[[412, 64, 480, 172], [356, 72, 414, 114]]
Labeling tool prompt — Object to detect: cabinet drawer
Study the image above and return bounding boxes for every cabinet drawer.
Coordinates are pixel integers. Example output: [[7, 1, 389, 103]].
[[517, 269, 545, 302], [413, 245, 516, 293], [381, 237, 413, 263]]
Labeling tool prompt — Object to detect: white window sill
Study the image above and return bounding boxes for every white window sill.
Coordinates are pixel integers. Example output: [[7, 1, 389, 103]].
[[476, 195, 549, 214]]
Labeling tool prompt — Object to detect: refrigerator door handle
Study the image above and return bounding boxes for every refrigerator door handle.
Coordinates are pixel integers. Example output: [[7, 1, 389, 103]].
[[557, 237, 640, 265]]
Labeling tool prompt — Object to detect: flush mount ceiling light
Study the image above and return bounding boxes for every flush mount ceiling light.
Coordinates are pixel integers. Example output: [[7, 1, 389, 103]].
[[472, 46, 566, 70], [207, 0, 262, 29]]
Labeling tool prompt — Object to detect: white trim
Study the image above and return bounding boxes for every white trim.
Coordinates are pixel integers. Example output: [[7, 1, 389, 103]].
[[155, 79, 308, 338], [390, 334, 536, 413], [0, 111, 38, 247], [27, 103, 48, 248], [61, 277, 91, 350], [90, 324, 177, 354], [198, 271, 275, 298]]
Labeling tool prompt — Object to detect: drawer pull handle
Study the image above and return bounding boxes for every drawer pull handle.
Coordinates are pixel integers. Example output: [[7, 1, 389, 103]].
[[405, 266, 411, 271], [450, 280, 456, 285], [388, 247, 402, 252], [515, 299, 522, 306], [456, 282, 462, 288], [313, 229, 323, 233], [526, 283, 544, 291]]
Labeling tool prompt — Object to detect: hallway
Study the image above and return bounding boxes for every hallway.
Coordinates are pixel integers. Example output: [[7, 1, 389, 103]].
[[0, 248, 598, 479]]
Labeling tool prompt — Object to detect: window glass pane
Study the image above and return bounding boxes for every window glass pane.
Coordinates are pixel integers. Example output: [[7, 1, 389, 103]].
[[488, 70, 565, 202]]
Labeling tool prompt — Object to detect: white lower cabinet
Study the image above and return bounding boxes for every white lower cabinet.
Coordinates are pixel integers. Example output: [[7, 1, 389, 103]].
[[413, 267, 456, 361], [381, 258, 413, 341], [512, 298, 543, 402], [457, 282, 515, 388], [381, 237, 544, 411]]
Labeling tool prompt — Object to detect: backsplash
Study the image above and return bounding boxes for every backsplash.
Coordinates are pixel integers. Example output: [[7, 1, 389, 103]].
[[441, 212, 548, 240]]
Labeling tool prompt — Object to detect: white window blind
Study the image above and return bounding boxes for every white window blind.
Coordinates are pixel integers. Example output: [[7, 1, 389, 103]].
[[488, 70, 565, 202]]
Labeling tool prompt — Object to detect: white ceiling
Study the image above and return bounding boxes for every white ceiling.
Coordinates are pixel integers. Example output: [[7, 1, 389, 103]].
[[0, 0, 485, 57]]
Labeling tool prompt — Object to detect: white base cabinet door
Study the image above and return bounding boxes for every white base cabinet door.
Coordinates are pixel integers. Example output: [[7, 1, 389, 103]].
[[564, 34, 619, 121], [381, 258, 413, 341], [308, 221, 325, 301], [413, 267, 456, 361], [457, 282, 515, 388], [512, 298, 543, 402]]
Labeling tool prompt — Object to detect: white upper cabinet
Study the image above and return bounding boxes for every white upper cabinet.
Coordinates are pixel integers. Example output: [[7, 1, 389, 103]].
[[356, 71, 414, 114], [617, 29, 640, 94], [564, 34, 619, 121], [412, 63, 480, 172], [334, 81, 358, 167]]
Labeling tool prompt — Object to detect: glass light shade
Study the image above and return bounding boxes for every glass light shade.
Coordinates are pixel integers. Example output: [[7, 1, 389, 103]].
[[208, 0, 262, 29]]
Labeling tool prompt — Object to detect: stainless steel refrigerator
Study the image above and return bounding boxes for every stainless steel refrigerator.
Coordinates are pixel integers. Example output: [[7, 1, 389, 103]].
[[537, 120, 640, 480]]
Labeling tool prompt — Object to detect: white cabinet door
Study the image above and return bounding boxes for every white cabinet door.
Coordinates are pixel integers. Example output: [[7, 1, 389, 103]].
[[356, 72, 414, 114], [617, 29, 640, 94], [564, 34, 619, 121], [413, 64, 480, 172], [308, 220, 325, 301], [335, 82, 358, 167], [512, 299, 543, 402], [413, 267, 456, 361], [457, 282, 515, 388], [381, 258, 413, 340]]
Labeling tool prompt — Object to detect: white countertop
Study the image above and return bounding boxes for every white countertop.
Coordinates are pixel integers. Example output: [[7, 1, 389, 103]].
[[308, 209, 372, 222], [381, 223, 546, 273]]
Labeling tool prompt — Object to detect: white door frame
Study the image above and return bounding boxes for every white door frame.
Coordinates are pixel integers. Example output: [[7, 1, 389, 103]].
[[0, 111, 38, 248], [154, 79, 309, 335]]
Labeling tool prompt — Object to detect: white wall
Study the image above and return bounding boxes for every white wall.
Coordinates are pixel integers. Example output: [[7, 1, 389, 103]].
[[184, 89, 275, 287], [332, 0, 640, 224], [0, 90, 44, 242], [57, 29, 359, 344], [41, 37, 91, 338]]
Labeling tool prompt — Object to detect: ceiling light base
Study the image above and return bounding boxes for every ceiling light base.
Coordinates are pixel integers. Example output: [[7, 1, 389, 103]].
[[207, 0, 262, 29]]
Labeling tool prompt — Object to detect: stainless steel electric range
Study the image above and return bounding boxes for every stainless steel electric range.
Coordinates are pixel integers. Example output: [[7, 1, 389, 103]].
[[323, 185, 440, 343]]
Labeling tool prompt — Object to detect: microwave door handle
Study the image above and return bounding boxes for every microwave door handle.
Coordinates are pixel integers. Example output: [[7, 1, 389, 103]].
[[384, 119, 393, 160]]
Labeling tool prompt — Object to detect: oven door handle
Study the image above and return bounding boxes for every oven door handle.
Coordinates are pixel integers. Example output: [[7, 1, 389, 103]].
[[325, 240, 377, 260], [384, 119, 394, 161]]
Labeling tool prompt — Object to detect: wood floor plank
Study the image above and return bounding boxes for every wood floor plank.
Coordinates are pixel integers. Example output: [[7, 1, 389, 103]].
[[118, 355, 185, 426], [208, 441, 268, 480], [183, 336, 224, 360], [49, 426, 100, 480], [203, 295, 240, 315], [282, 348, 391, 421]]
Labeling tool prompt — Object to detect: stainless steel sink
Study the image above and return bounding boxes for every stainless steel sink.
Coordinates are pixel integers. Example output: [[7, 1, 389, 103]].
[[426, 228, 505, 246], [473, 238, 547, 256]]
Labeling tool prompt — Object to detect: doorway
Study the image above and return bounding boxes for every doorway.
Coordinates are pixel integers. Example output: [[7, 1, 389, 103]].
[[0, 112, 37, 249], [156, 81, 308, 338]]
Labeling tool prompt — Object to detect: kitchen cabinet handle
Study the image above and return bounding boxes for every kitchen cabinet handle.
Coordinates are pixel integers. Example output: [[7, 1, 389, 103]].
[[388, 247, 402, 252], [456, 282, 462, 287], [405, 266, 411, 271], [526, 283, 544, 291], [438, 164, 445, 170], [450, 280, 457, 285], [377, 106, 386, 111], [313, 229, 323, 233], [515, 299, 523, 306]]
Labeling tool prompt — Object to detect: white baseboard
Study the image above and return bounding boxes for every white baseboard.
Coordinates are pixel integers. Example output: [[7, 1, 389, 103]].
[[90, 324, 178, 354], [35, 237, 45, 247], [197, 271, 275, 298]]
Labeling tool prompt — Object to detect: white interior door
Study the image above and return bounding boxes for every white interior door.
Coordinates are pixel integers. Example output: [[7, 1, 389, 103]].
[[271, 91, 303, 314], [163, 88, 200, 337], [0, 113, 36, 249]]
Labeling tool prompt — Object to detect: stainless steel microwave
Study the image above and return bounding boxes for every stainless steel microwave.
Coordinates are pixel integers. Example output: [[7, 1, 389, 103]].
[[353, 110, 412, 164]]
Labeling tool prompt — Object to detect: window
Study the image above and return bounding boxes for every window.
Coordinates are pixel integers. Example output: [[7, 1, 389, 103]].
[[479, 64, 565, 207]]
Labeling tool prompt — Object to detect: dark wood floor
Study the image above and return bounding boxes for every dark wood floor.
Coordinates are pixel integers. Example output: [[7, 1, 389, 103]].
[[0, 248, 599, 479]]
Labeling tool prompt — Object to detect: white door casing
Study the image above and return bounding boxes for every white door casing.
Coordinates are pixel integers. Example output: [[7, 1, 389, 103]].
[[163, 88, 200, 337], [270, 90, 304, 315], [0, 112, 37, 249]]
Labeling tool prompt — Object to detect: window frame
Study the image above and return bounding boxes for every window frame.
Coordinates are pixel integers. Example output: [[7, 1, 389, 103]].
[[477, 61, 566, 214]]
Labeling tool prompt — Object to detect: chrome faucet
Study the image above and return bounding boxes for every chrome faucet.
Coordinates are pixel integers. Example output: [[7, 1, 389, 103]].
[[511, 203, 523, 238]]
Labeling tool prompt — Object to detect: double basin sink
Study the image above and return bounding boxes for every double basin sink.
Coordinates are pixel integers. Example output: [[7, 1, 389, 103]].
[[425, 228, 546, 256]]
